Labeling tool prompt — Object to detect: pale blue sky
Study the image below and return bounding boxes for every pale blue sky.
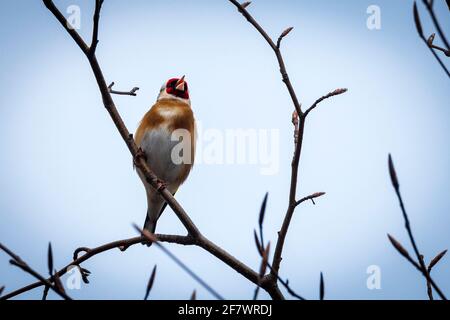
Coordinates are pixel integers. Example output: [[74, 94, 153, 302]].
[[0, 0, 449, 299]]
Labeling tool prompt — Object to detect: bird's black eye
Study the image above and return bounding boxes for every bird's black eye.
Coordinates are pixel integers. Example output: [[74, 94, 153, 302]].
[[169, 79, 178, 88]]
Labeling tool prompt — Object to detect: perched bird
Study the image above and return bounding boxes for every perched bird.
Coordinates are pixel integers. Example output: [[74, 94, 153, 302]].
[[135, 76, 195, 234]]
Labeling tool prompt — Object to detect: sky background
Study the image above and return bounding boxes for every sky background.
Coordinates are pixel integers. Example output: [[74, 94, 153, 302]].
[[1, 0, 449, 300]]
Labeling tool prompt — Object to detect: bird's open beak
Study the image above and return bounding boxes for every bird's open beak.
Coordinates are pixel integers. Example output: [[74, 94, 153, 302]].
[[175, 75, 186, 91]]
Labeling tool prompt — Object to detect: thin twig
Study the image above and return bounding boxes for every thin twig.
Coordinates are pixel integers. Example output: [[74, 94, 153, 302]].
[[422, 0, 449, 50], [413, 2, 450, 77], [89, 0, 103, 55], [295, 192, 326, 207], [387, 155, 447, 300], [108, 82, 140, 96], [427, 34, 450, 56], [304, 88, 348, 117], [387, 234, 446, 300]]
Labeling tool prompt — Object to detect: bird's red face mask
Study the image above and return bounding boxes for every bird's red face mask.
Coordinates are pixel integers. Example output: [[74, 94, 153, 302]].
[[166, 76, 189, 99]]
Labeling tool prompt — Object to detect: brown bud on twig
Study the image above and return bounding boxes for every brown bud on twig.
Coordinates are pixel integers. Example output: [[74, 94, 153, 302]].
[[277, 27, 294, 48], [292, 111, 299, 144], [428, 250, 447, 270], [76, 265, 91, 284], [190, 290, 197, 300], [47, 242, 53, 277], [280, 27, 294, 39], [311, 192, 326, 198], [144, 265, 157, 300], [387, 234, 410, 258], [258, 192, 268, 228], [292, 111, 299, 126], [319, 272, 325, 300], [388, 154, 399, 191], [413, 2, 424, 38], [427, 33, 435, 47], [332, 88, 348, 95], [241, 1, 251, 9]]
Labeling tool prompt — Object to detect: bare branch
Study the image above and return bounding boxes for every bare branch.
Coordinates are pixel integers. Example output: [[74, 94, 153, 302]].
[[0, 242, 72, 300], [412, 2, 450, 78], [304, 88, 348, 117], [43, 0, 89, 55], [108, 82, 140, 96], [387, 155, 447, 300], [14, 0, 345, 302], [422, 0, 449, 50], [295, 192, 326, 207], [0, 234, 191, 300], [90, 0, 103, 55]]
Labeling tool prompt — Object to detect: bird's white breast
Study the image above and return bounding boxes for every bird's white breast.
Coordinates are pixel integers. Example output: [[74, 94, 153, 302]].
[[140, 127, 184, 184]]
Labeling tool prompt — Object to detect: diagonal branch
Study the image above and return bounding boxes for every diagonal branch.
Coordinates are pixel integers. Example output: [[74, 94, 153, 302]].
[[42, 0, 200, 238]]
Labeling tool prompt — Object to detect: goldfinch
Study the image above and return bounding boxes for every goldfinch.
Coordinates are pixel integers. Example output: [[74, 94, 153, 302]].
[[135, 76, 195, 234]]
